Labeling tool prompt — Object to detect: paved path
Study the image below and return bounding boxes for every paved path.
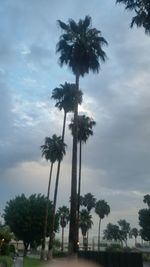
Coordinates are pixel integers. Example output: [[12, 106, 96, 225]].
[[13, 257, 23, 267], [143, 262, 150, 267]]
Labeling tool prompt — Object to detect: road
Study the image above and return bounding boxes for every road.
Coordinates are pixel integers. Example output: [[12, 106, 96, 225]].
[[13, 257, 23, 267]]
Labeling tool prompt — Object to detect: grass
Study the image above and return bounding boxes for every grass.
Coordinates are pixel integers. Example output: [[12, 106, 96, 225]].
[[23, 257, 45, 267], [0, 256, 12, 267]]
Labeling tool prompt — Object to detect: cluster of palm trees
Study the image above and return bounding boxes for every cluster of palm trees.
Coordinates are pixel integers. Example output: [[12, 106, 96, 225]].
[[40, 15, 108, 259], [57, 193, 110, 252]]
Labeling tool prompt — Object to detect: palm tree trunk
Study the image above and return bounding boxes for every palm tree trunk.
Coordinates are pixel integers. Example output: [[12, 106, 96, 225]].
[[77, 140, 82, 215], [41, 162, 53, 260], [77, 140, 82, 243], [69, 72, 79, 255], [47, 112, 67, 260], [61, 226, 64, 252], [98, 218, 101, 251], [47, 160, 61, 259]]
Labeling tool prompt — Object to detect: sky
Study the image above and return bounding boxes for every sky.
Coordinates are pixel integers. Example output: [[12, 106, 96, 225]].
[[0, 0, 150, 244]]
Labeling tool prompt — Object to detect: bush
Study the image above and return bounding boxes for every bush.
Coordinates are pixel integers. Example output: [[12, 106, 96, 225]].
[[106, 244, 122, 252], [53, 251, 68, 258], [0, 256, 12, 267], [0, 244, 9, 256]]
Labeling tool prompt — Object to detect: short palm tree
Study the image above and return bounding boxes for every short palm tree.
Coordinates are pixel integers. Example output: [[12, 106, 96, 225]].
[[40, 134, 66, 259], [57, 15, 107, 253], [81, 192, 96, 246], [58, 206, 69, 252], [95, 200, 110, 251], [129, 227, 138, 246], [47, 138, 66, 260], [69, 115, 96, 216], [79, 209, 93, 250]]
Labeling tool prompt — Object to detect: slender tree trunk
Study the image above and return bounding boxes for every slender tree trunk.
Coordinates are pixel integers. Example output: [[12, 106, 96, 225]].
[[98, 218, 101, 251], [23, 242, 29, 257], [41, 163, 53, 260], [77, 140, 82, 243], [69, 72, 80, 255], [61, 227, 64, 252], [47, 161, 61, 259], [87, 230, 89, 250], [77, 140, 82, 215], [47, 112, 67, 260]]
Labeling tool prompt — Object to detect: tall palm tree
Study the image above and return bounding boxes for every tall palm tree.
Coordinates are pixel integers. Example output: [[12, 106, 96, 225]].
[[57, 15, 107, 254], [95, 200, 110, 251], [40, 134, 66, 259], [52, 82, 82, 140], [47, 83, 82, 259], [79, 209, 93, 251], [58, 206, 70, 252], [69, 116, 96, 216]]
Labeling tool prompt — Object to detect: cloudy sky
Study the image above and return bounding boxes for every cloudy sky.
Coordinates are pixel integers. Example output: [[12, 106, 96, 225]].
[[0, 0, 150, 242]]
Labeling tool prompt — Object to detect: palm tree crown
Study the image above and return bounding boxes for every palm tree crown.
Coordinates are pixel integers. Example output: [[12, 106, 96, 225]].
[[57, 16, 108, 76], [81, 193, 96, 212], [79, 209, 93, 236], [58, 206, 70, 228], [95, 200, 110, 219], [69, 115, 96, 144], [51, 82, 83, 114], [41, 134, 66, 163]]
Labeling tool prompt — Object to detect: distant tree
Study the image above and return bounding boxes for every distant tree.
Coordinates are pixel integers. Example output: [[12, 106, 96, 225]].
[[139, 195, 150, 242], [40, 134, 66, 259], [118, 219, 130, 246], [4, 194, 59, 256], [0, 225, 13, 255], [143, 194, 150, 207], [103, 223, 122, 242], [116, 0, 150, 34], [69, 116, 96, 216], [81, 193, 96, 212], [95, 200, 110, 250], [58, 206, 69, 252], [79, 209, 93, 250], [57, 15, 108, 254], [129, 227, 138, 245], [80, 193, 96, 245]]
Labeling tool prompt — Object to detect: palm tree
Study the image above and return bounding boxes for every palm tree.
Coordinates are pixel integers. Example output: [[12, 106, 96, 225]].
[[79, 209, 93, 250], [95, 200, 110, 251], [52, 82, 82, 141], [57, 15, 108, 254], [130, 228, 138, 246], [47, 138, 66, 260], [58, 206, 69, 252], [40, 134, 66, 259], [47, 83, 82, 259], [69, 116, 96, 216], [81, 193, 96, 246]]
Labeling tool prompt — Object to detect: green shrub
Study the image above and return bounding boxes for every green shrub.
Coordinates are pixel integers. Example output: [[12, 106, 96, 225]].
[[106, 243, 122, 252], [0, 244, 9, 256], [0, 256, 12, 267], [53, 251, 68, 258]]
